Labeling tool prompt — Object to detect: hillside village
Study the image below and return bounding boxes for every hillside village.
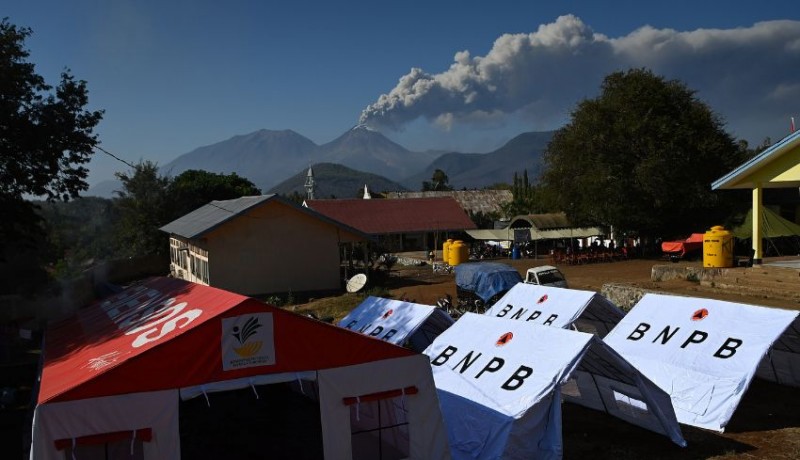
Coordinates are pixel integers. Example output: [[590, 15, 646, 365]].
[[3, 13, 800, 458], [3, 130, 799, 459]]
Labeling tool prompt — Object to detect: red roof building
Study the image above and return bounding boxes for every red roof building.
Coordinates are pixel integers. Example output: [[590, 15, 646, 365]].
[[306, 197, 476, 252]]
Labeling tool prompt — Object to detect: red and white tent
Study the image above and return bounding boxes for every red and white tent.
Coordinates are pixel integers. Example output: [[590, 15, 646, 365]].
[[30, 277, 450, 459]]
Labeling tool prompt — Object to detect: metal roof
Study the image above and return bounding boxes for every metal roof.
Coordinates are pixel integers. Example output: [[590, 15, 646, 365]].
[[305, 197, 477, 235], [159, 195, 274, 238], [509, 213, 572, 230], [160, 194, 370, 240], [384, 190, 513, 216], [712, 130, 800, 190]]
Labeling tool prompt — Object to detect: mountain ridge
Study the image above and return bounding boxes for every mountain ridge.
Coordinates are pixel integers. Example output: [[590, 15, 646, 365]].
[[85, 127, 554, 198]]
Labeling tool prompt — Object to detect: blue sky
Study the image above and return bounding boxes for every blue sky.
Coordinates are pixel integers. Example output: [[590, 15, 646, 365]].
[[5, 1, 800, 185]]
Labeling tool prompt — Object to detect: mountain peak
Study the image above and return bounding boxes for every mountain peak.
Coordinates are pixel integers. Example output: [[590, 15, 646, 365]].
[[351, 123, 377, 132]]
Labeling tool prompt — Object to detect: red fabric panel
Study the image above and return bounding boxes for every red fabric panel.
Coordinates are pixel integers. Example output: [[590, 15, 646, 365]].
[[662, 233, 704, 255], [342, 386, 419, 406], [41, 277, 415, 403]]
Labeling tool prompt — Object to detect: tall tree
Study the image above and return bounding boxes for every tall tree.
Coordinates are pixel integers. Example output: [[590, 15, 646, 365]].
[[422, 169, 453, 191], [113, 161, 172, 258], [0, 19, 103, 294], [168, 169, 261, 218], [39, 197, 118, 260], [501, 169, 544, 217], [540, 68, 747, 238]]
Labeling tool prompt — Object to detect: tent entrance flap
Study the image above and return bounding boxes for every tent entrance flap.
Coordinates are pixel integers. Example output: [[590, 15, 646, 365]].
[[179, 383, 324, 459]]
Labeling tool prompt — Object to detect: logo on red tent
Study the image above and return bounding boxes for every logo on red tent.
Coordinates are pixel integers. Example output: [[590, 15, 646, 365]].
[[232, 316, 264, 357], [496, 332, 514, 346], [382, 309, 394, 320], [691, 308, 709, 321], [537, 294, 548, 304]]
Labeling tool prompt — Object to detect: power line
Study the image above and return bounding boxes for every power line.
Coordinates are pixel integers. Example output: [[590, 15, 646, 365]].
[[94, 145, 136, 169]]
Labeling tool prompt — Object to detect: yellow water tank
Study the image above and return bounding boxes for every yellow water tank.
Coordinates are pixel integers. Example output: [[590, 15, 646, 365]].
[[703, 225, 734, 268], [443, 239, 453, 263], [449, 240, 467, 266]]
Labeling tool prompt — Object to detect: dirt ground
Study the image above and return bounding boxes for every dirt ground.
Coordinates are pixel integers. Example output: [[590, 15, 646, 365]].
[[369, 256, 800, 460], [384, 256, 800, 310]]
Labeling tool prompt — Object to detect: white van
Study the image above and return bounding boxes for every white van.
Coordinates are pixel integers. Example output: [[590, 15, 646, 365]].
[[524, 265, 568, 288]]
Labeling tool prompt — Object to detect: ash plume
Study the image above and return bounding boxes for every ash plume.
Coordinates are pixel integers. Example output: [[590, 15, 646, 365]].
[[359, 15, 800, 141]]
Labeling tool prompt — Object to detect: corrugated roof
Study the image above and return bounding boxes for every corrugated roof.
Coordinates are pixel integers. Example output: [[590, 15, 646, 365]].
[[160, 195, 275, 238], [465, 229, 514, 241], [305, 197, 477, 235], [509, 213, 572, 230], [160, 194, 370, 240], [384, 190, 513, 215]]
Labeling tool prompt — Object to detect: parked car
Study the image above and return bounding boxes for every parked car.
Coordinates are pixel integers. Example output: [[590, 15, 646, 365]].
[[524, 265, 568, 288]]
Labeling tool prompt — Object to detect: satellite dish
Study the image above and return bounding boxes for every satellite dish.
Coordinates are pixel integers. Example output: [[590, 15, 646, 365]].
[[346, 273, 368, 293]]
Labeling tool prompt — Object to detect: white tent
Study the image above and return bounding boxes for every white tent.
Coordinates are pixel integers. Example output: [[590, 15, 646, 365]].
[[484, 284, 624, 337], [562, 336, 685, 446], [484, 286, 685, 446], [31, 278, 451, 459], [424, 313, 593, 460], [756, 315, 800, 387], [604, 293, 799, 431], [339, 296, 455, 352]]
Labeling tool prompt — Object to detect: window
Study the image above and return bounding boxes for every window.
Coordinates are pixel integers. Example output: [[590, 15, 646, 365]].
[[344, 387, 416, 460]]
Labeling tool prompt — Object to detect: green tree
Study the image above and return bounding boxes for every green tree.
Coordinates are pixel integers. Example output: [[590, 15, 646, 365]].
[[540, 68, 747, 238], [422, 169, 453, 191], [113, 161, 172, 258], [38, 197, 119, 267], [501, 169, 546, 217], [168, 169, 261, 218], [0, 19, 103, 294]]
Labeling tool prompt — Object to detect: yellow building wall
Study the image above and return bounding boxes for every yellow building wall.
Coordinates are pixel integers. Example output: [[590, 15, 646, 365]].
[[203, 200, 365, 296], [744, 147, 800, 185]]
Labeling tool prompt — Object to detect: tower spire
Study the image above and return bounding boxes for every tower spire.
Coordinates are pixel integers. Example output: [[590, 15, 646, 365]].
[[304, 164, 315, 200]]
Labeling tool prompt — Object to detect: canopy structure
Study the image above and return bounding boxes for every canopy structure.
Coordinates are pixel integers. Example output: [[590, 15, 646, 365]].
[[732, 206, 800, 239], [454, 262, 523, 303], [423, 313, 593, 460], [31, 278, 450, 459], [465, 229, 514, 241], [338, 296, 455, 352], [483, 284, 624, 337], [712, 130, 800, 264], [506, 213, 605, 241], [604, 293, 799, 431]]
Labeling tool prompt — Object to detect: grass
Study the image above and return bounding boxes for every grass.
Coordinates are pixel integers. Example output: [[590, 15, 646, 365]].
[[288, 286, 394, 323]]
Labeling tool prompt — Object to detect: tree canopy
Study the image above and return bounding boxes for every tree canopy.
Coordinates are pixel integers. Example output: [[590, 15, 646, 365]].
[[113, 164, 262, 258], [114, 161, 173, 258], [500, 169, 545, 218], [422, 169, 453, 191], [0, 19, 103, 294], [540, 68, 748, 238], [168, 169, 261, 218], [0, 19, 103, 202]]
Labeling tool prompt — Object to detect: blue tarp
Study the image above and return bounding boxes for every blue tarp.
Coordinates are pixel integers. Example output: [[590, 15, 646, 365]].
[[454, 262, 523, 302]]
